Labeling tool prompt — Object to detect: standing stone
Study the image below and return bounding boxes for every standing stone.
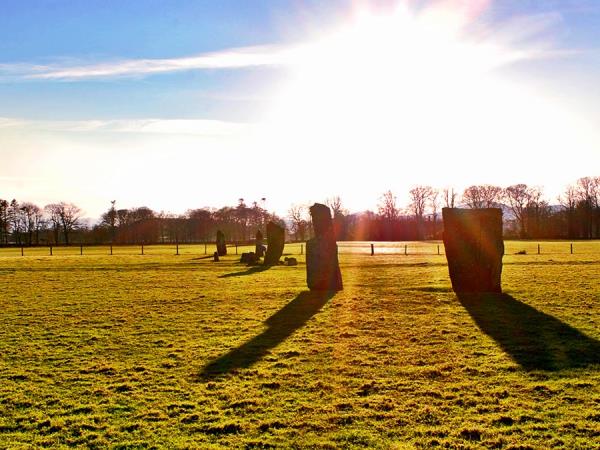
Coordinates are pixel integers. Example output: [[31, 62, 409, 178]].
[[442, 208, 504, 293], [216, 230, 227, 256], [255, 229, 265, 258], [306, 203, 343, 291], [213, 251, 220, 262], [264, 222, 285, 266]]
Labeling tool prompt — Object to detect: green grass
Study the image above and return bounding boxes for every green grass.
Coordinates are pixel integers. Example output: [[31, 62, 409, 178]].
[[1, 242, 599, 448]]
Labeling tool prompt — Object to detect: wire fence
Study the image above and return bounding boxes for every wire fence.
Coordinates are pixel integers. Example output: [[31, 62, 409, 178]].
[[1, 240, 599, 258]]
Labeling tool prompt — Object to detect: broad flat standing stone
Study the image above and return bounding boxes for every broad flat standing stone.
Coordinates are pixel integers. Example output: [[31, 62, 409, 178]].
[[442, 208, 503, 293], [216, 230, 227, 256], [306, 203, 343, 291], [264, 221, 285, 265], [255, 229, 265, 258]]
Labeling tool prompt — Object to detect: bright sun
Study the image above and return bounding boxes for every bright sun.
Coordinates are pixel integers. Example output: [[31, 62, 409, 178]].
[[259, 2, 598, 205]]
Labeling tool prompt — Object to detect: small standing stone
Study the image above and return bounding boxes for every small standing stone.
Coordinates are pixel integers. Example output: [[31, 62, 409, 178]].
[[213, 251, 220, 262], [216, 230, 227, 256], [264, 221, 285, 266], [442, 208, 504, 293], [255, 229, 265, 258], [306, 203, 343, 291]]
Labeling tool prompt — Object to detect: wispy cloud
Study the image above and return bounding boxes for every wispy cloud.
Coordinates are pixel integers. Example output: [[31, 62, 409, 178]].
[[0, 45, 296, 81], [0, 117, 252, 136]]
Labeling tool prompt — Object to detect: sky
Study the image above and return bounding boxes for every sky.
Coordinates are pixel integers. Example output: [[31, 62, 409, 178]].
[[1, 0, 599, 220]]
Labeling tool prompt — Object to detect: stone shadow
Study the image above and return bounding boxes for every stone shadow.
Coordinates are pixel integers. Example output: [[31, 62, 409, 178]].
[[218, 265, 271, 278], [458, 293, 600, 371], [200, 290, 335, 378]]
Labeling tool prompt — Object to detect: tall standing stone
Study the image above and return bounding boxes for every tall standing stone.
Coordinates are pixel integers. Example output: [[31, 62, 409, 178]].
[[216, 230, 227, 256], [442, 208, 503, 293], [264, 222, 285, 266], [306, 203, 343, 291], [255, 229, 265, 258]]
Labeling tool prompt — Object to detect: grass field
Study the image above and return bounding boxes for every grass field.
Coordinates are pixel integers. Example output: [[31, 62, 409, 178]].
[[1, 241, 599, 448]]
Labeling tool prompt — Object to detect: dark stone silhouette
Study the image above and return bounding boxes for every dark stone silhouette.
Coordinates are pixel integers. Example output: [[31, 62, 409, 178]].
[[264, 221, 285, 266], [240, 252, 259, 264], [216, 230, 227, 256], [306, 203, 343, 291], [442, 208, 503, 293], [255, 230, 265, 258], [213, 251, 219, 262], [284, 257, 298, 266], [458, 293, 600, 371], [200, 290, 334, 378]]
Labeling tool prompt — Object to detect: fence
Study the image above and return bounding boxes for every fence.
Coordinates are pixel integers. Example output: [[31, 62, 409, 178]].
[[1, 241, 599, 258]]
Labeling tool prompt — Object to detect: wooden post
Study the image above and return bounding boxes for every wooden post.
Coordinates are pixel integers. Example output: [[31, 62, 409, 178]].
[[235, 243, 238, 255], [301, 244, 303, 255], [176, 243, 179, 256], [141, 243, 144, 255], [405, 244, 407, 256], [80, 244, 83, 255], [204, 242, 207, 255], [570, 243, 573, 254], [50, 246, 53, 256], [437, 245, 440, 255], [371, 243, 374, 256], [21, 246, 24, 256], [110, 244, 113, 255], [537, 244, 540, 255]]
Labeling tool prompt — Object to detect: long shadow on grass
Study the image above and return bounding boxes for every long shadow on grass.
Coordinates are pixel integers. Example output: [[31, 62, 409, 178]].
[[200, 290, 335, 378], [458, 293, 600, 371], [218, 265, 271, 278]]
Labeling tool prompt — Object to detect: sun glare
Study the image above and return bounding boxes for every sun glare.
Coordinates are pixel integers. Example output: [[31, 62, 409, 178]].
[[260, 2, 598, 205]]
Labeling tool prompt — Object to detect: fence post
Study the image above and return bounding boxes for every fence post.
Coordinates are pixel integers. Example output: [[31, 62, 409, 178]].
[[110, 244, 113, 255], [405, 244, 407, 256], [21, 246, 24, 256], [301, 244, 304, 255], [537, 244, 540, 255], [176, 242, 179, 256], [570, 243, 573, 254], [437, 245, 440, 255], [204, 242, 207, 255], [371, 243, 374, 256], [235, 243, 238, 255], [141, 243, 144, 255], [50, 246, 53, 256], [80, 244, 83, 256]]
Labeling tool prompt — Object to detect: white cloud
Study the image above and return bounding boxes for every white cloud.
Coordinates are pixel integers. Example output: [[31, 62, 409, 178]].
[[0, 117, 252, 136], [0, 45, 296, 81]]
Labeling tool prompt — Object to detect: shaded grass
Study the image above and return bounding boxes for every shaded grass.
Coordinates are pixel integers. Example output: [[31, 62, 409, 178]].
[[0, 242, 599, 448]]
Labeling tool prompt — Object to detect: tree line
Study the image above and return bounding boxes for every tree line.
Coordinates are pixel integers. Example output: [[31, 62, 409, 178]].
[[1, 176, 598, 246]]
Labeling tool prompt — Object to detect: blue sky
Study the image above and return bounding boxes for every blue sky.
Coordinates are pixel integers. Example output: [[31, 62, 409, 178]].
[[1, 0, 599, 218]]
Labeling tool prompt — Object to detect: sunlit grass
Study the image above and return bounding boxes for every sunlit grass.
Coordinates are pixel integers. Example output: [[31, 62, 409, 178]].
[[0, 242, 599, 447]]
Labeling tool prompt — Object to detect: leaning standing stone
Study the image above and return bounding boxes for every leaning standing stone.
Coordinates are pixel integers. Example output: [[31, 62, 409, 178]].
[[442, 208, 503, 293], [306, 203, 343, 291], [264, 222, 285, 266]]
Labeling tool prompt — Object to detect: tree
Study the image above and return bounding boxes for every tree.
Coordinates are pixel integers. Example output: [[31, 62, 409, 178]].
[[429, 188, 440, 238], [378, 190, 399, 222], [443, 187, 457, 208], [408, 185, 434, 239], [462, 185, 502, 208], [558, 184, 578, 239], [288, 204, 309, 241], [503, 184, 531, 238], [55, 202, 81, 245]]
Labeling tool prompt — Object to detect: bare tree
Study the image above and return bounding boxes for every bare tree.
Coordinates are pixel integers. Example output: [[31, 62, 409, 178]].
[[55, 202, 81, 245], [462, 185, 502, 208], [558, 184, 578, 239], [326, 196, 348, 218], [409, 185, 434, 240], [288, 204, 309, 241], [378, 190, 399, 222], [503, 184, 531, 238], [429, 188, 440, 237], [443, 187, 457, 208]]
